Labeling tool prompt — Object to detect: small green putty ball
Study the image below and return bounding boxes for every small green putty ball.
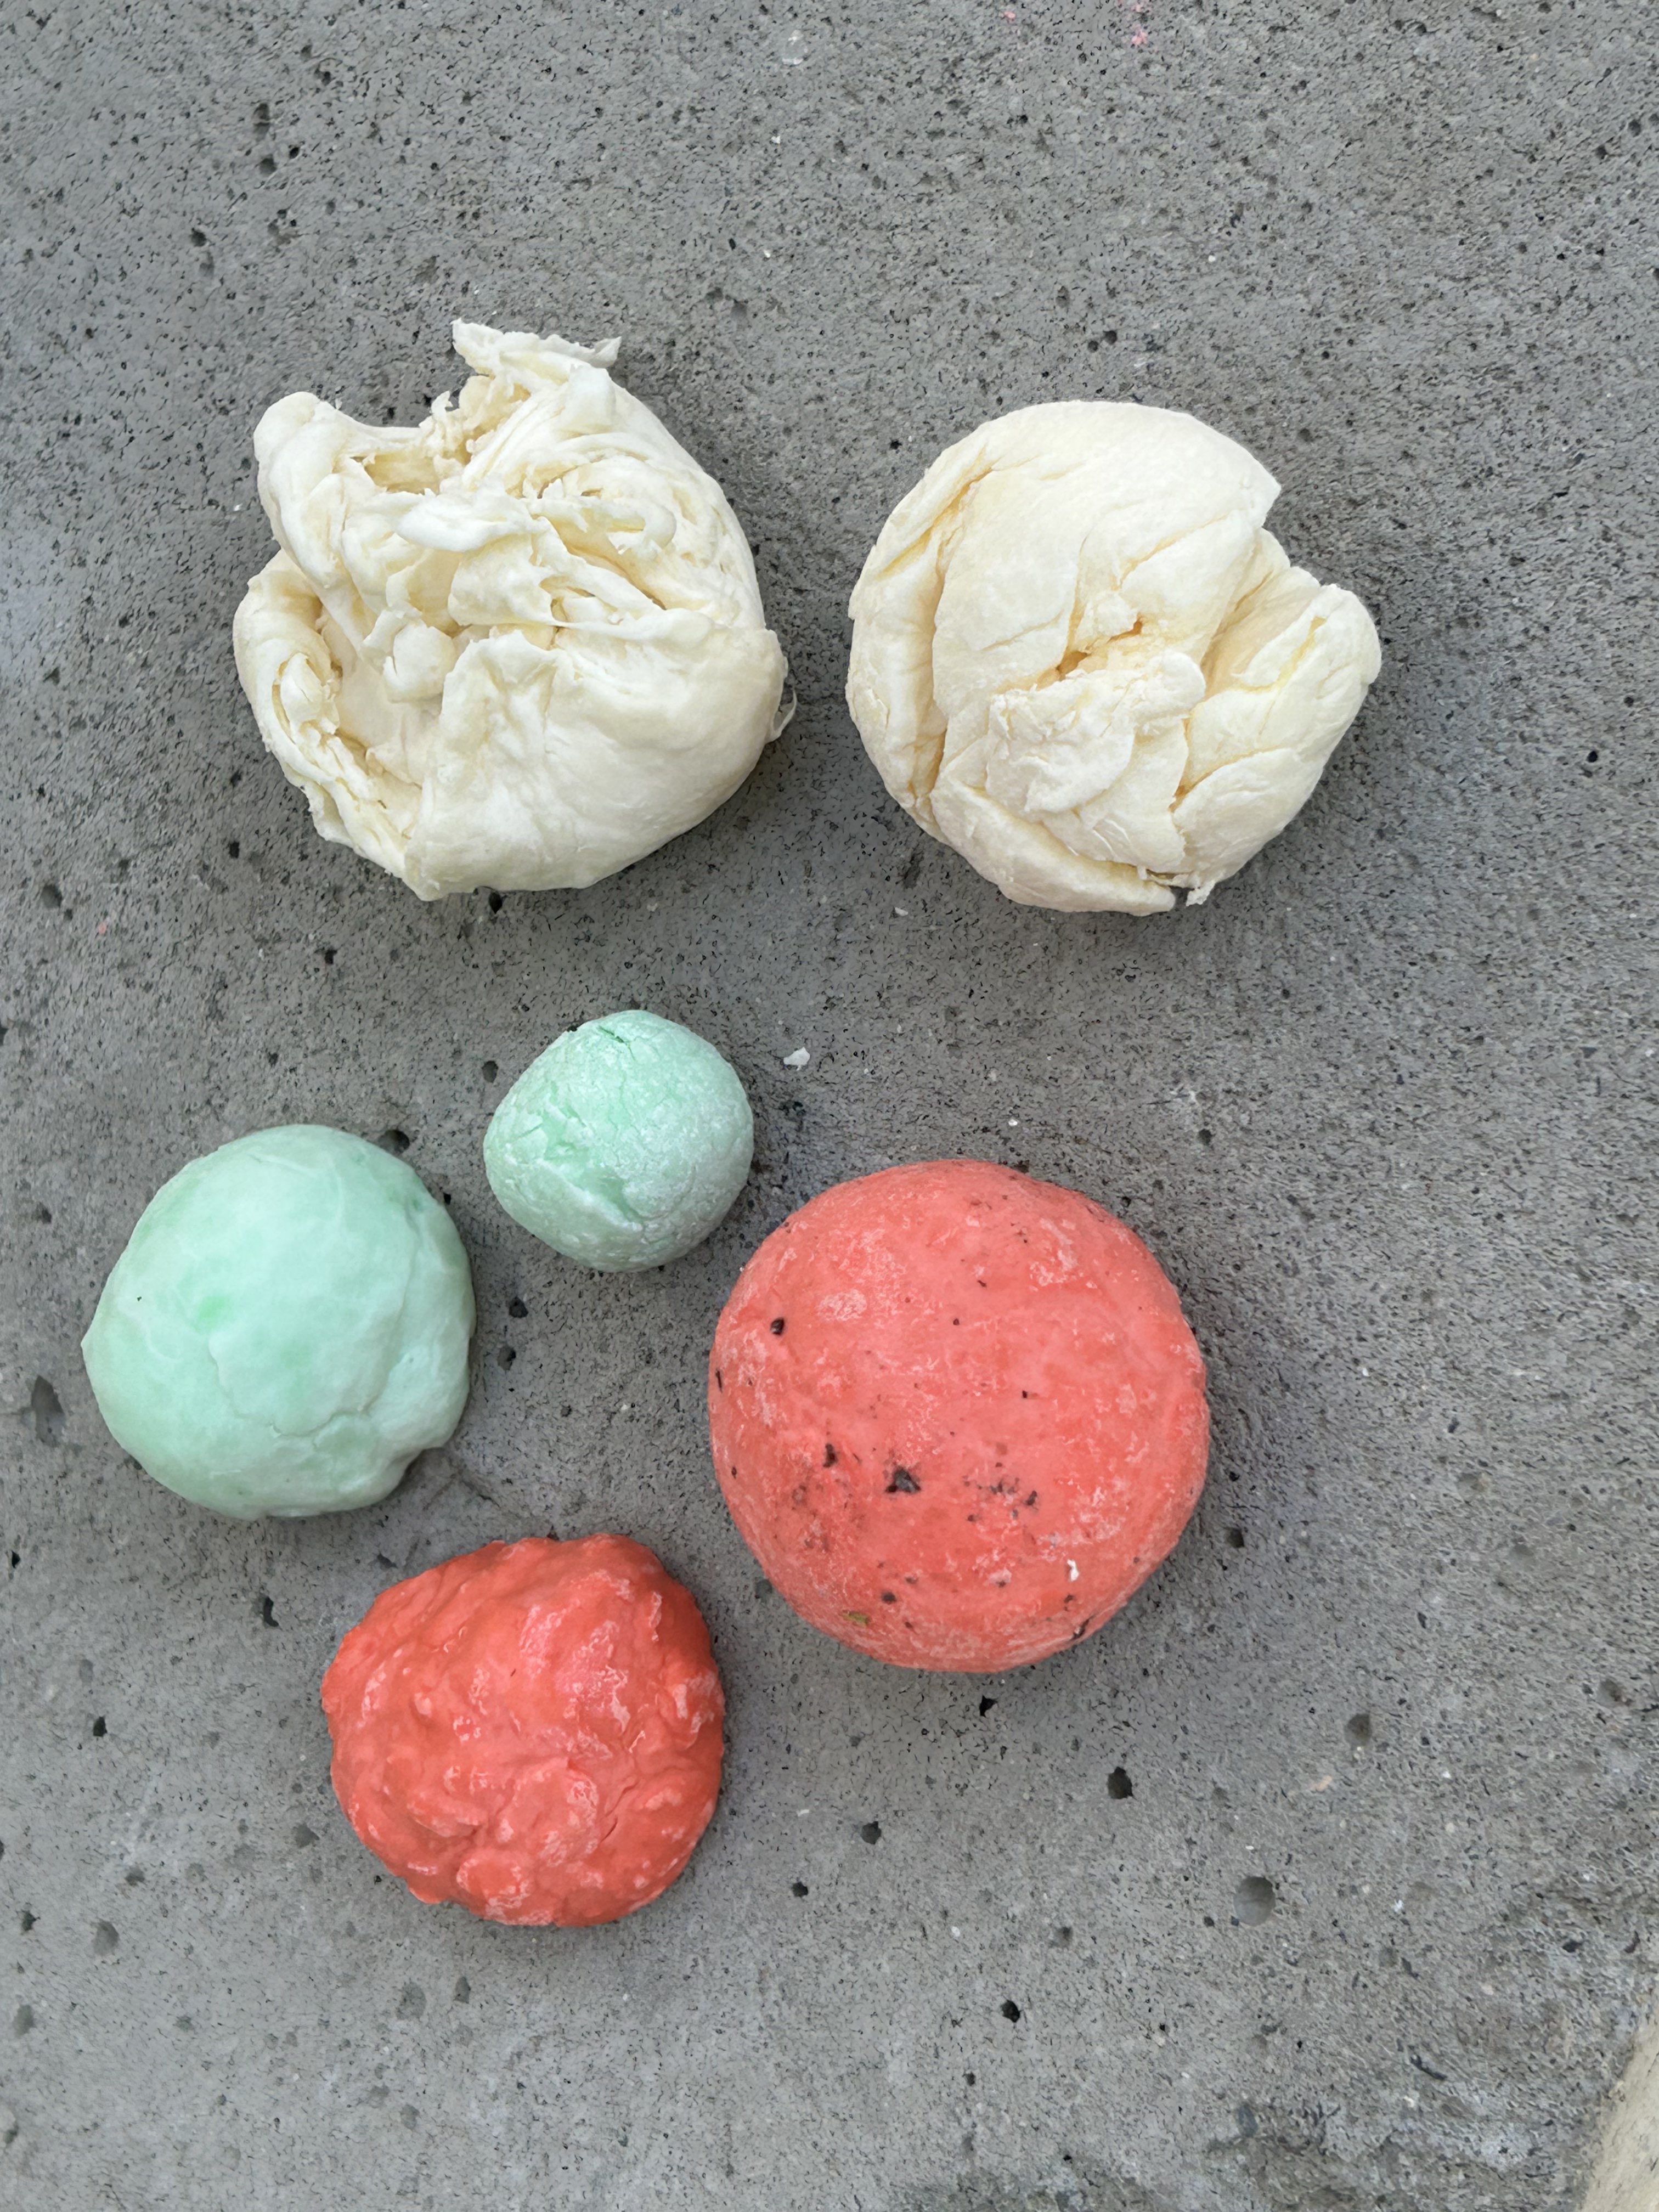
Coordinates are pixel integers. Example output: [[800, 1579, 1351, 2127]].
[[81, 1125, 475, 1520], [484, 1010, 753, 1271]]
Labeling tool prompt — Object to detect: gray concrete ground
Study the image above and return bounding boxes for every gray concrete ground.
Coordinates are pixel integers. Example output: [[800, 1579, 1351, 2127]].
[[2, 2, 1655, 2207]]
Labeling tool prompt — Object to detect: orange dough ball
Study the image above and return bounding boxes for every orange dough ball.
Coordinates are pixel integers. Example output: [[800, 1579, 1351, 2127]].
[[709, 1161, 1209, 1672], [321, 1534, 724, 1926]]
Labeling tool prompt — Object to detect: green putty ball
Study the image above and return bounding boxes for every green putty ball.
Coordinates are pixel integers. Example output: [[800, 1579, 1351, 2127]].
[[484, 1010, 753, 1270], [82, 1125, 475, 1520]]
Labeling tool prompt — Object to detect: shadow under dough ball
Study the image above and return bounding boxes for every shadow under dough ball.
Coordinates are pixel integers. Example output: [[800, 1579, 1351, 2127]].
[[484, 1009, 753, 1269], [321, 1534, 725, 1926], [81, 1125, 474, 1518], [709, 1160, 1209, 1672]]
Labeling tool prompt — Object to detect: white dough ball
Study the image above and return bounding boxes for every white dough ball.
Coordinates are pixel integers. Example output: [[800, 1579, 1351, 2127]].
[[847, 403, 1381, 913], [234, 323, 791, 900]]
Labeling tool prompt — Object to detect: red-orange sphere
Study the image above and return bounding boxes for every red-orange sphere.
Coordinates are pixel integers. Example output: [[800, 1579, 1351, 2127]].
[[321, 1534, 724, 1926], [709, 1161, 1209, 1672]]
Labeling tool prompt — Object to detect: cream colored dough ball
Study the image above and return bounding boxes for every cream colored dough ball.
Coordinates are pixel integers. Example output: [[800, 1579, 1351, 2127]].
[[847, 403, 1381, 913], [234, 323, 791, 900]]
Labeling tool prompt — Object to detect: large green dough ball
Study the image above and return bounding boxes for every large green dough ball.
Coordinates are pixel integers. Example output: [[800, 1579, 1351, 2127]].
[[82, 1125, 475, 1520], [484, 1011, 753, 1271]]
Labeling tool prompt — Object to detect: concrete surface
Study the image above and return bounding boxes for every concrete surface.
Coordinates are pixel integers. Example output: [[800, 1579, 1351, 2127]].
[[2, 2, 1654, 2207]]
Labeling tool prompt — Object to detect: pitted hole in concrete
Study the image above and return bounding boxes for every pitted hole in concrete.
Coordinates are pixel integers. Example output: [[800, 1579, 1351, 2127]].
[[482, 1060, 499, 1082], [227, 839, 240, 859], [1107, 1766, 1133, 1800], [376, 1128, 411, 1155], [30, 1379, 64, 1445], [507, 1297, 528, 1319], [979, 1695, 997, 1716], [396, 1982, 426, 2019], [92, 1921, 118, 1956], [1346, 1712, 1373, 1748], [39, 883, 61, 909], [12, 2006, 34, 2036], [496, 1345, 516, 1370], [1233, 1876, 1276, 1926], [860, 1820, 882, 1845], [791, 1880, 809, 1898], [487, 891, 504, 913], [123, 1869, 144, 1887], [1001, 1999, 1022, 2022], [291, 1824, 318, 1848], [1223, 1526, 1245, 1549], [91, 1717, 106, 1738], [1049, 1925, 1073, 1947], [453, 1977, 470, 2004], [1598, 1678, 1629, 1708], [259, 1594, 278, 1628], [19, 1912, 34, 1933]]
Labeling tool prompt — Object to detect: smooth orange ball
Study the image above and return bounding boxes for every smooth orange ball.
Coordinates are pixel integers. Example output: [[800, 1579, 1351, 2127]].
[[321, 1534, 724, 1926], [709, 1161, 1209, 1672]]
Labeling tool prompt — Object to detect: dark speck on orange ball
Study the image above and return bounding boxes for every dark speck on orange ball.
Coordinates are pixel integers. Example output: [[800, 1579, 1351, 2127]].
[[708, 1161, 1209, 1672]]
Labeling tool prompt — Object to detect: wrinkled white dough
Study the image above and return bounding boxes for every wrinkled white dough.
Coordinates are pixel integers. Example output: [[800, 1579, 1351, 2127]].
[[847, 403, 1380, 912], [234, 323, 790, 899]]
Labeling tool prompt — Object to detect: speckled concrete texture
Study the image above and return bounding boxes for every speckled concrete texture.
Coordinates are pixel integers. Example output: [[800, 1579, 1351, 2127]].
[[2, 3, 1654, 2208]]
